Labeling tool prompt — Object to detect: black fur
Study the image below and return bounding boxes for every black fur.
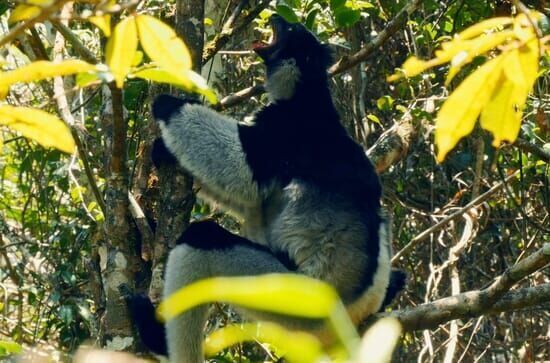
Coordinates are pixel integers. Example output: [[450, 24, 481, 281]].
[[152, 94, 199, 124], [379, 270, 407, 310], [240, 15, 383, 301], [119, 285, 167, 356], [151, 138, 178, 168], [178, 220, 298, 271]]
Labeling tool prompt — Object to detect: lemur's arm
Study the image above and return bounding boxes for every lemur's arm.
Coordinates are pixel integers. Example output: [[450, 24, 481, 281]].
[[152, 95, 261, 212]]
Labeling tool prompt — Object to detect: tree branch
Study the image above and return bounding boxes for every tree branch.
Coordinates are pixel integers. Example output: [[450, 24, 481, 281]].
[[218, 0, 424, 108], [512, 138, 550, 163], [392, 171, 519, 262], [383, 244, 550, 331], [328, 0, 423, 75], [386, 283, 550, 332], [0, 0, 72, 48], [203, 0, 271, 64]]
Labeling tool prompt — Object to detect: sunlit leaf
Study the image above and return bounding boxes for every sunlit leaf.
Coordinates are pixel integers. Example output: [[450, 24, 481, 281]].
[[27, 0, 54, 5], [367, 114, 381, 124], [136, 15, 192, 76], [435, 56, 504, 162], [0, 60, 97, 99], [358, 318, 402, 363], [387, 56, 434, 81], [480, 40, 538, 146], [133, 68, 217, 104], [0, 340, 22, 355], [456, 17, 513, 40], [8, 4, 40, 24], [0, 106, 75, 153], [89, 14, 111, 37], [204, 17, 214, 26], [276, 4, 300, 23], [106, 16, 138, 88], [445, 30, 515, 84], [158, 274, 339, 322], [204, 322, 324, 363], [76, 72, 100, 88]]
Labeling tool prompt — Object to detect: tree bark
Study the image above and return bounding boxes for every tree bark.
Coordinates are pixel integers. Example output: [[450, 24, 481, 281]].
[[147, 0, 205, 303]]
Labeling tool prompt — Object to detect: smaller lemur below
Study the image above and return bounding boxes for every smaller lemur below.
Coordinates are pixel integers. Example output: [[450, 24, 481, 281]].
[[126, 14, 406, 363]]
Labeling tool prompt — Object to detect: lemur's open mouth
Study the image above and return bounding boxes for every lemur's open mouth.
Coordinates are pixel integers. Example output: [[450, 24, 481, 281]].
[[252, 15, 287, 57]]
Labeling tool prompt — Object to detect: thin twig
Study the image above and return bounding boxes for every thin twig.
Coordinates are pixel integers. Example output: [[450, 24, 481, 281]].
[[392, 171, 518, 262]]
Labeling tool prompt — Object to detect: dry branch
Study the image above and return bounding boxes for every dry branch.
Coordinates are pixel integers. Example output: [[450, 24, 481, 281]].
[[392, 171, 519, 262], [382, 244, 550, 331]]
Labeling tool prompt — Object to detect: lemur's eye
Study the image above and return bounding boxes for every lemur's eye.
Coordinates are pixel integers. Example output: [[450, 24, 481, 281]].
[[288, 26, 293, 31]]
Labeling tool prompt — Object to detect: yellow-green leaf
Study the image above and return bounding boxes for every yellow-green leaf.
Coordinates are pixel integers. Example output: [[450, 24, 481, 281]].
[[480, 40, 538, 146], [457, 17, 512, 40], [133, 68, 217, 104], [359, 318, 402, 363], [89, 14, 111, 37], [27, 0, 54, 5], [8, 4, 40, 24], [445, 30, 515, 84], [435, 56, 504, 162], [136, 14, 192, 76], [0, 106, 75, 153], [0, 340, 22, 355], [106, 16, 138, 88], [204, 322, 324, 363], [0, 60, 97, 99], [158, 274, 339, 322]]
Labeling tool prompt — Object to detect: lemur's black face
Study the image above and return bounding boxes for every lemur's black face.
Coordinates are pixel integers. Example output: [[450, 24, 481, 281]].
[[253, 15, 332, 78]]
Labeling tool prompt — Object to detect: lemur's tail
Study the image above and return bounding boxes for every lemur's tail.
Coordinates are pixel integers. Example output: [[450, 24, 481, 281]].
[[119, 285, 168, 356]]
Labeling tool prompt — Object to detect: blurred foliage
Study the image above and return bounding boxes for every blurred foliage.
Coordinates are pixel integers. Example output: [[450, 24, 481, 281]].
[[0, 0, 549, 362]]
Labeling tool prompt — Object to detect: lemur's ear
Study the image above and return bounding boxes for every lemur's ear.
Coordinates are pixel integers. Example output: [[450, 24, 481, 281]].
[[151, 94, 201, 125]]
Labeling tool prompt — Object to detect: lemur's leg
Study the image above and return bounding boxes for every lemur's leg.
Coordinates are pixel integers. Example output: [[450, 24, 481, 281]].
[[164, 221, 301, 363], [152, 95, 260, 213]]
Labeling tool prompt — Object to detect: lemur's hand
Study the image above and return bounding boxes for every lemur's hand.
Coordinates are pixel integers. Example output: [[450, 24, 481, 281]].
[[150, 94, 200, 168]]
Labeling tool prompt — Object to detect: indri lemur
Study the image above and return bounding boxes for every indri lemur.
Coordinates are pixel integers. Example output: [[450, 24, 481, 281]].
[[127, 14, 406, 363]]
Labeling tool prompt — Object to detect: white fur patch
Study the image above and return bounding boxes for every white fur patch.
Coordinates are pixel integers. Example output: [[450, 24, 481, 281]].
[[265, 58, 301, 102], [347, 224, 391, 324]]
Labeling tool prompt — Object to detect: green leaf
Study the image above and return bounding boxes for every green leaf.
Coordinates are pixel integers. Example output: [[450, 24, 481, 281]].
[[276, 4, 300, 24], [377, 95, 394, 112], [0, 340, 22, 356], [334, 8, 361, 28], [330, 0, 346, 10], [106, 16, 138, 88], [305, 9, 319, 30], [133, 67, 217, 104], [0, 106, 76, 154], [204, 322, 323, 363], [366, 114, 381, 124]]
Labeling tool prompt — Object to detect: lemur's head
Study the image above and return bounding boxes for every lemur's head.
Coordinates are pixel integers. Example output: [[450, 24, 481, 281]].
[[253, 15, 332, 101]]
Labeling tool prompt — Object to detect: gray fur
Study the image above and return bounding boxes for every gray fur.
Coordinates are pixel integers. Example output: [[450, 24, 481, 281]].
[[164, 243, 290, 363], [265, 58, 301, 102], [158, 41, 392, 363], [158, 104, 260, 216]]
